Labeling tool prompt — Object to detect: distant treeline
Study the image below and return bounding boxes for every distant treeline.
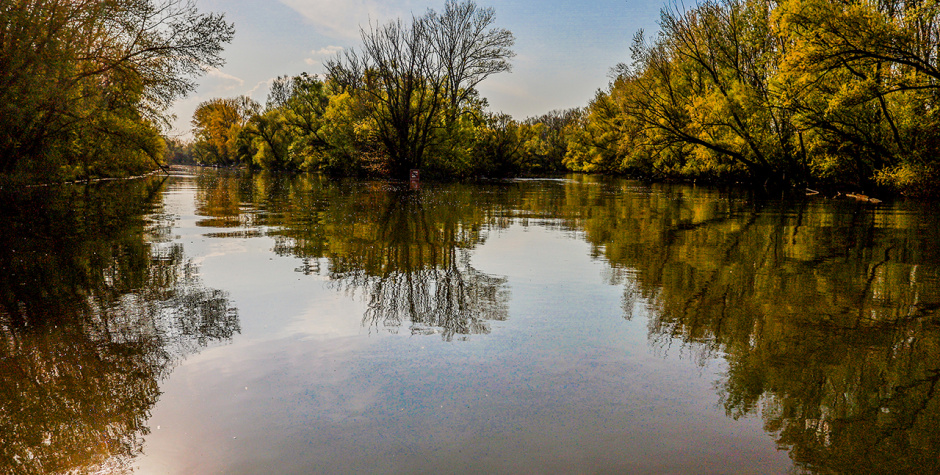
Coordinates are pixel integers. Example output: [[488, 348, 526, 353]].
[[179, 1, 573, 179], [176, 76, 575, 179], [5, 0, 938, 194]]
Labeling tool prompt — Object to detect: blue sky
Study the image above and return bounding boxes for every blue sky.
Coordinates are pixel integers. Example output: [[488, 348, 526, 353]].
[[170, 0, 663, 137]]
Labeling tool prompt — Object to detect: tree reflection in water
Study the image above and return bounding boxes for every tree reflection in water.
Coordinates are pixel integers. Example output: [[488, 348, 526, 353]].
[[326, 191, 509, 340], [0, 178, 239, 474], [564, 182, 940, 473], [192, 171, 940, 472], [196, 173, 511, 341]]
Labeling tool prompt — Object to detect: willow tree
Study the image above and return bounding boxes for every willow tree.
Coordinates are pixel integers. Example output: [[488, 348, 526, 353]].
[[251, 73, 333, 171], [0, 0, 233, 180]]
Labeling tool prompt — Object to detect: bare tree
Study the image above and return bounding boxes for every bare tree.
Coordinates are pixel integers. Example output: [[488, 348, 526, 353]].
[[429, 0, 515, 121], [327, 15, 443, 176]]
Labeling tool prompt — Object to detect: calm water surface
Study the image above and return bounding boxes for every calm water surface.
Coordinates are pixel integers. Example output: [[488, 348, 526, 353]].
[[2, 169, 939, 474]]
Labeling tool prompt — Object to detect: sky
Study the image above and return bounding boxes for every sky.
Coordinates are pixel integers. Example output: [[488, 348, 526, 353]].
[[169, 0, 664, 138]]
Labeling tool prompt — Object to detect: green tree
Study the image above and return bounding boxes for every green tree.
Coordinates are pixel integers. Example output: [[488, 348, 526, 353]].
[[310, 89, 383, 175], [267, 73, 333, 168], [0, 0, 233, 181], [519, 108, 581, 174], [244, 107, 294, 170], [469, 112, 523, 176], [326, 0, 514, 178], [165, 137, 196, 165], [191, 96, 258, 166]]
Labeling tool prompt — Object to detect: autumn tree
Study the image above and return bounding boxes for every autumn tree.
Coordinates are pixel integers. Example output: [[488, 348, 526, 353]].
[[774, 0, 940, 191], [326, 0, 514, 178], [191, 96, 258, 166], [609, 0, 800, 184], [564, 81, 645, 175], [326, 15, 443, 177], [561, 0, 940, 193], [0, 0, 233, 181]]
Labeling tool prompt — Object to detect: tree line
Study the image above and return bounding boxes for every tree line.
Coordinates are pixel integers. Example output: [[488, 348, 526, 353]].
[[184, 0, 939, 194], [183, 0, 575, 179], [5, 0, 938, 194]]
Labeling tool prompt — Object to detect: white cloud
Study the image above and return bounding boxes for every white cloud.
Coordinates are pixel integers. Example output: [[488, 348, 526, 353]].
[[247, 79, 276, 103], [304, 45, 344, 67], [206, 68, 245, 86]]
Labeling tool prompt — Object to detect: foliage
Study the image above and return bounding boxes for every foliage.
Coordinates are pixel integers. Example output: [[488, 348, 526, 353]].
[[325, 0, 515, 178], [191, 96, 258, 166], [188, 2, 576, 180], [520, 109, 583, 174], [0, 0, 233, 182], [192, 1, 523, 179], [564, 0, 940, 194], [165, 137, 197, 165]]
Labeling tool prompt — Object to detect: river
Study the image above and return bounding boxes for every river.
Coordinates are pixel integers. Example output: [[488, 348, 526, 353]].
[[2, 169, 938, 473]]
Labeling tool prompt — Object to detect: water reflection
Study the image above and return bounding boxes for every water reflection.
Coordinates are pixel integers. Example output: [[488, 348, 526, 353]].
[[561, 182, 940, 473], [324, 190, 510, 339], [195, 173, 511, 340], [0, 179, 239, 473], [188, 171, 940, 472]]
